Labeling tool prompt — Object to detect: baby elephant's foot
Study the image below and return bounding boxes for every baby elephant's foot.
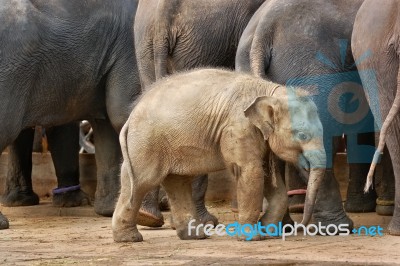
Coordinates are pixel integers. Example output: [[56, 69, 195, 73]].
[[199, 211, 219, 226], [176, 220, 208, 240], [170, 214, 217, 230], [236, 222, 266, 241], [113, 227, 143, 243], [237, 234, 265, 241]]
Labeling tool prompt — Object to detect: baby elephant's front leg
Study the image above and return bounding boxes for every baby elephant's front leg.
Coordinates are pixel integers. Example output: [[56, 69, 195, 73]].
[[235, 163, 265, 241]]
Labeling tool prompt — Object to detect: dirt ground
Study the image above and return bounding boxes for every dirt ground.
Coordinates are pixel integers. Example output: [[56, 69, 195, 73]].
[[0, 200, 399, 265]]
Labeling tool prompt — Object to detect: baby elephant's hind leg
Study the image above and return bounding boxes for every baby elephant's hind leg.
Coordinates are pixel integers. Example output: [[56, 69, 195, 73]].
[[112, 163, 161, 242], [162, 175, 207, 240]]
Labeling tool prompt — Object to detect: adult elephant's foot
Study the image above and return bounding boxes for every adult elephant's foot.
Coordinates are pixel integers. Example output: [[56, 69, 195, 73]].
[[375, 151, 395, 216], [344, 190, 376, 213], [0, 212, 9, 230], [345, 163, 376, 213], [313, 170, 354, 233], [137, 209, 164, 227], [94, 193, 117, 217], [137, 187, 164, 227], [313, 207, 354, 233], [52, 188, 90, 207], [376, 198, 394, 216], [0, 189, 39, 207]]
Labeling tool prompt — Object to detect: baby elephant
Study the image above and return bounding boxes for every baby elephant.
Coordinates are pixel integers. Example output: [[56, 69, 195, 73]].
[[112, 69, 326, 242]]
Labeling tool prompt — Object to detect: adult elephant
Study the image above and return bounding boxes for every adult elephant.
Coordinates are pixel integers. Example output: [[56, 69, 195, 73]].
[[134, 0, 266, 227], [0, 0, 141, 228], [352, 0, 400, 235], [235, 0, 380, 228], [1, 123, 90, 208]]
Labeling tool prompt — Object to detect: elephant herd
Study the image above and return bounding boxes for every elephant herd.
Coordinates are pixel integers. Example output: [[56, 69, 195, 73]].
[[1, 0, 400, 241]]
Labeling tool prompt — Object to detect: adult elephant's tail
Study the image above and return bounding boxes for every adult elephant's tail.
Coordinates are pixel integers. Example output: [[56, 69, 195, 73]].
[[365, 69, 400, 192], [153, 0, 176, 80], [249, 3, 275, 79], [235, 0, 267, 74]]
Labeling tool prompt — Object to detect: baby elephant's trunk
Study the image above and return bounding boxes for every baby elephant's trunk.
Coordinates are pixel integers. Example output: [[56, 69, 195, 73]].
[[300, 150, 326, 226]]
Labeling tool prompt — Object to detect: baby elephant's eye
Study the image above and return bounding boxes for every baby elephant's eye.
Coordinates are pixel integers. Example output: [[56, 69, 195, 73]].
[[296, 131, 310, 142]]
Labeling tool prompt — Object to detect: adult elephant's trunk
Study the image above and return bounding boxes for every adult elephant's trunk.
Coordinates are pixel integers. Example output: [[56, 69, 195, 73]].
[[300, 150, 326, 226]]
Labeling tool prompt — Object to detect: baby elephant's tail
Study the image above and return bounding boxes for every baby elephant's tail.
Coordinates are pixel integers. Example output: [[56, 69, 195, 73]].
[[119, 120, 135, 203]]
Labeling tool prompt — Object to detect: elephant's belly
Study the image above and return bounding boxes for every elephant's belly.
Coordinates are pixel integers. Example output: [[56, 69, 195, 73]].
[[171, 146, 226, 176]]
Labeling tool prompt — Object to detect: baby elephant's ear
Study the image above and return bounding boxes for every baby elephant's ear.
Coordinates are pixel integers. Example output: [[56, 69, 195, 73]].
[[244, 96, 282, 140]]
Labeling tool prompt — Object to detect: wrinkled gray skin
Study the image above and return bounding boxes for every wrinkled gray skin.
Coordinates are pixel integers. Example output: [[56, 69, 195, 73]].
[[112, 69, 326, 242], [235, 0, 375, 229], [1, 123, 90, 208], [134, 0, 265, 227], [0, 0, 141, 227], [352, 0, 400, 234]]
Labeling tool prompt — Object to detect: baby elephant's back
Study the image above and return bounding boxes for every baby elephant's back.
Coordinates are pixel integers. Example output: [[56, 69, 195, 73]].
[[133, 69, 240, 120]]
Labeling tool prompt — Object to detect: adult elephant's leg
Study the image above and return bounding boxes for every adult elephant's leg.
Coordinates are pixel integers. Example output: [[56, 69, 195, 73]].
[[375, 147, 395, 215], [313, 169, 353, 230], [191, 175, 218, 225], [385, 126, 400, 235], [377, 72, 400, 234], [1, 128, 39, 206], [46, 123, 90, 207], [90, 119, 122, 216], [0, 128, 23, 229], [345, 132, 377, 212], [313, 136, 353, 230]]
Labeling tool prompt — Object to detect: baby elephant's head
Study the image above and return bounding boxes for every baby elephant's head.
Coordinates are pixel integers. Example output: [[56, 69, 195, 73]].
[[244, 91, 326, 226]]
